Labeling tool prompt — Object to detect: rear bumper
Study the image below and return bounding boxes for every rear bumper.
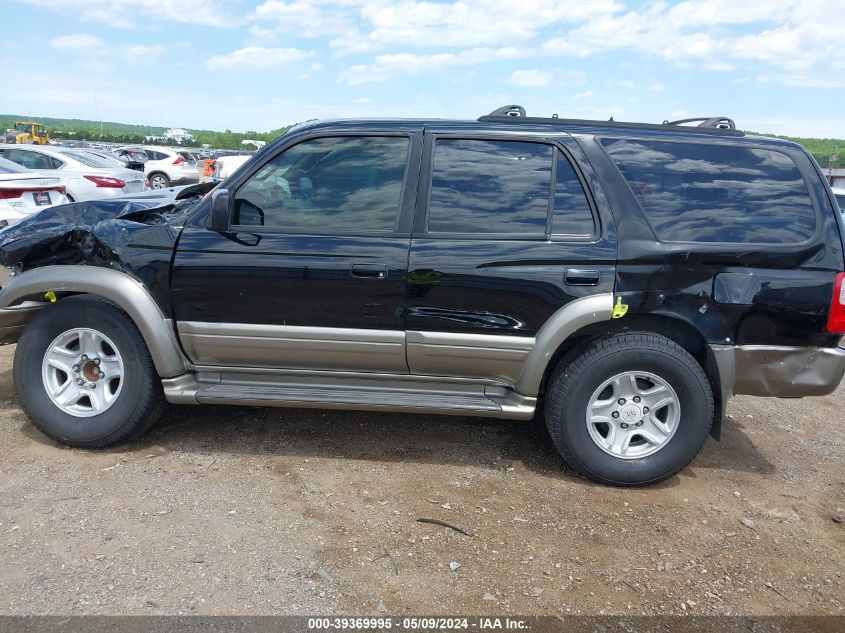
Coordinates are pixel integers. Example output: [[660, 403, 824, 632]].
[[712, 344, 845, 399], [0, 301, 45, 345]]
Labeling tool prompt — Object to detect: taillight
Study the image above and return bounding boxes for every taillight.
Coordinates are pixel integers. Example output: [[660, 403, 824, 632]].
[[173, 156, 185, 166], [827, 272, 845, 333], [0, 186, 65, 199], [84, 175, 126, 188]]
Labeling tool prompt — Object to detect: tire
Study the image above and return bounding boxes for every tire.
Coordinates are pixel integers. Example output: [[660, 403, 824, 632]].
[[148, 172, 170, 189], [13, 296, 166, 448], [544, 332, 713, 486]]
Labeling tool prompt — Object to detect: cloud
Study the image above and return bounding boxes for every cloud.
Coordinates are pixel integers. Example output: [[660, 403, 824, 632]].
[[19, 0, 236, 28], [49, 33, 103, 51], [126, 45, 166, 57], [241, 0, 842, 89], [506, 69, 553, 88], [338, 46, 527, 85], [573, 90, 594, 100], [206, 47, 315, 70], [538, 0, 839, 79], [251, 0, 354, 39], [245, 0, 620, 55]]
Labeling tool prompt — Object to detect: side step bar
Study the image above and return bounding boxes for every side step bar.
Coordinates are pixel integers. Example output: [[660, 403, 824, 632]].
[[162, 371, 536, 420]]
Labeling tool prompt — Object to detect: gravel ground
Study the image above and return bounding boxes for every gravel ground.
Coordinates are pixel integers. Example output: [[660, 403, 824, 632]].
[[0, 343, 842, 616]]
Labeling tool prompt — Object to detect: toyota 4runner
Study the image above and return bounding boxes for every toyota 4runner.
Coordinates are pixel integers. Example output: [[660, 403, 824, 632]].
[[1, 106, 843, 486]]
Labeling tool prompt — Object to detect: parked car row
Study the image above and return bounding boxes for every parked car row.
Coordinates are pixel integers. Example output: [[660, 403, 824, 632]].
[[0, 144, 144, 203], [0, 143, 210, 226]]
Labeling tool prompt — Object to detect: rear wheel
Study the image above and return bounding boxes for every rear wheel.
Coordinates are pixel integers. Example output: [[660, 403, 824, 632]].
[[14, 296, 165, 447], [148, 172, 170, 189], [544, 332, 713, 485]]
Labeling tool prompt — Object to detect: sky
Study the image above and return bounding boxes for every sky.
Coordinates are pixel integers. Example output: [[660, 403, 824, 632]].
[[3, 0, 843, 137]]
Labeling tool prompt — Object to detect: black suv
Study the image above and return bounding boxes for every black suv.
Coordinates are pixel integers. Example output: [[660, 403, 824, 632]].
[[1, 106, 843, 486]]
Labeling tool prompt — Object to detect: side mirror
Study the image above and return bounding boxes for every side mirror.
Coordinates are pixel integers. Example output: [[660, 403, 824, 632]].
[[209, 188, 230, 232]]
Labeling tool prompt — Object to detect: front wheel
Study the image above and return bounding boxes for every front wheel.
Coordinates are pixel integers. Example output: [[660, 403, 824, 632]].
[[14, 296, 166, 447], [545, 332, 713, 486]]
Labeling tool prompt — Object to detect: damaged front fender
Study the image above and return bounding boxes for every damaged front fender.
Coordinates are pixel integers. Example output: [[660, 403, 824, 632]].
[[0, 184, 213, 376], [0, 182, 215, 316]]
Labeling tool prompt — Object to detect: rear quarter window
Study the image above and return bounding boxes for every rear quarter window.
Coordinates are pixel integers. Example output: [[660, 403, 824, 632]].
[[601, 138, 817, 244]]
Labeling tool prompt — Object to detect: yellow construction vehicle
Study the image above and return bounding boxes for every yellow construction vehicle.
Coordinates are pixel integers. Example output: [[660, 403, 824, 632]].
[[6, 121, 50, 144]]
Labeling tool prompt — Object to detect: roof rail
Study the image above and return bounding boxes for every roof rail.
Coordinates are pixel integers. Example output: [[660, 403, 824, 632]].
[[477, 105, 743, 136], [662, 116, 736, 130]]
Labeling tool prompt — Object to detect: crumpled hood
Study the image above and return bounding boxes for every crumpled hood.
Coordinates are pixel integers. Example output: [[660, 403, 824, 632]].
[[0, 182, 215, 270]]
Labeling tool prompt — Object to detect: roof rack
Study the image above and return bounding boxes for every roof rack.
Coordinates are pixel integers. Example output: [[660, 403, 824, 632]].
[[662, 116, 736, 130], [477, 105, 743, 136], [486, 104, 527, 118]]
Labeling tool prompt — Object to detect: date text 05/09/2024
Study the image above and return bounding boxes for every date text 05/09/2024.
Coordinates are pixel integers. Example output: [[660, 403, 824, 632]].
[[307, 617, 531, 630]]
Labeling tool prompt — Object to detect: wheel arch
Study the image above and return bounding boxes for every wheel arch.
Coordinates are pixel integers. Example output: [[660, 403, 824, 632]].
[[522, 307, 725, 439], [0, 266, 186, 378]]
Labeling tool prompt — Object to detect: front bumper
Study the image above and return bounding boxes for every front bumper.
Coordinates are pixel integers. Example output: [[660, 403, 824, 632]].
[[0, 301, 45, 345], [712, 344, 845, 399]]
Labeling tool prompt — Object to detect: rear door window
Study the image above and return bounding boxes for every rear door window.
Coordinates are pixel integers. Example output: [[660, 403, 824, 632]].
[[602, 139, 817, 244], [427, 139, 553, 236], [553, 153, 595, 236]]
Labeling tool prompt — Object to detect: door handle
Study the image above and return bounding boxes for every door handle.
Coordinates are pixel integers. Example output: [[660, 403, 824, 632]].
[[351, 263, 388, 279], [564, 269, 600, 286]]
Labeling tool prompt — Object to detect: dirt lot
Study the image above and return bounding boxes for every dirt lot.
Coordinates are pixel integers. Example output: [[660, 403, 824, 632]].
[[0, 343, 842, 617]]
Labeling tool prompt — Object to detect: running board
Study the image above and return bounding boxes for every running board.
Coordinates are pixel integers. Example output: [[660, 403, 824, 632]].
[[162, 371, 536, 420]]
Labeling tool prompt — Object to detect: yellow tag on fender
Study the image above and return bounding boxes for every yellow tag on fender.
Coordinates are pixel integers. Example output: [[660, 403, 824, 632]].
[[44, 291, 57, 303], [612, 296, 628, 319]]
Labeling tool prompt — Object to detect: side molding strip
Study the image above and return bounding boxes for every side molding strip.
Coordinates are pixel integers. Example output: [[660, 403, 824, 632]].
[[514, 292, 615, 397], [0, 265, 187, 377], [406, 330, 534, 384], [177, 321, 408, 372]]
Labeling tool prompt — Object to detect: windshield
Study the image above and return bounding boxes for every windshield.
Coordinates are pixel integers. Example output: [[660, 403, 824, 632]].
[[836, 194, 845, 212], [0, 157, 30, 174], [58, 150, 121, 168]]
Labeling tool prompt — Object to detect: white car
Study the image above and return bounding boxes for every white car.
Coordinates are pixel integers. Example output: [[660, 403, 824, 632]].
[[0, 157, 69, 227], [0, 144, 144, 202], [142, 146, 200, 189], [212, 154, 253, 181]]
